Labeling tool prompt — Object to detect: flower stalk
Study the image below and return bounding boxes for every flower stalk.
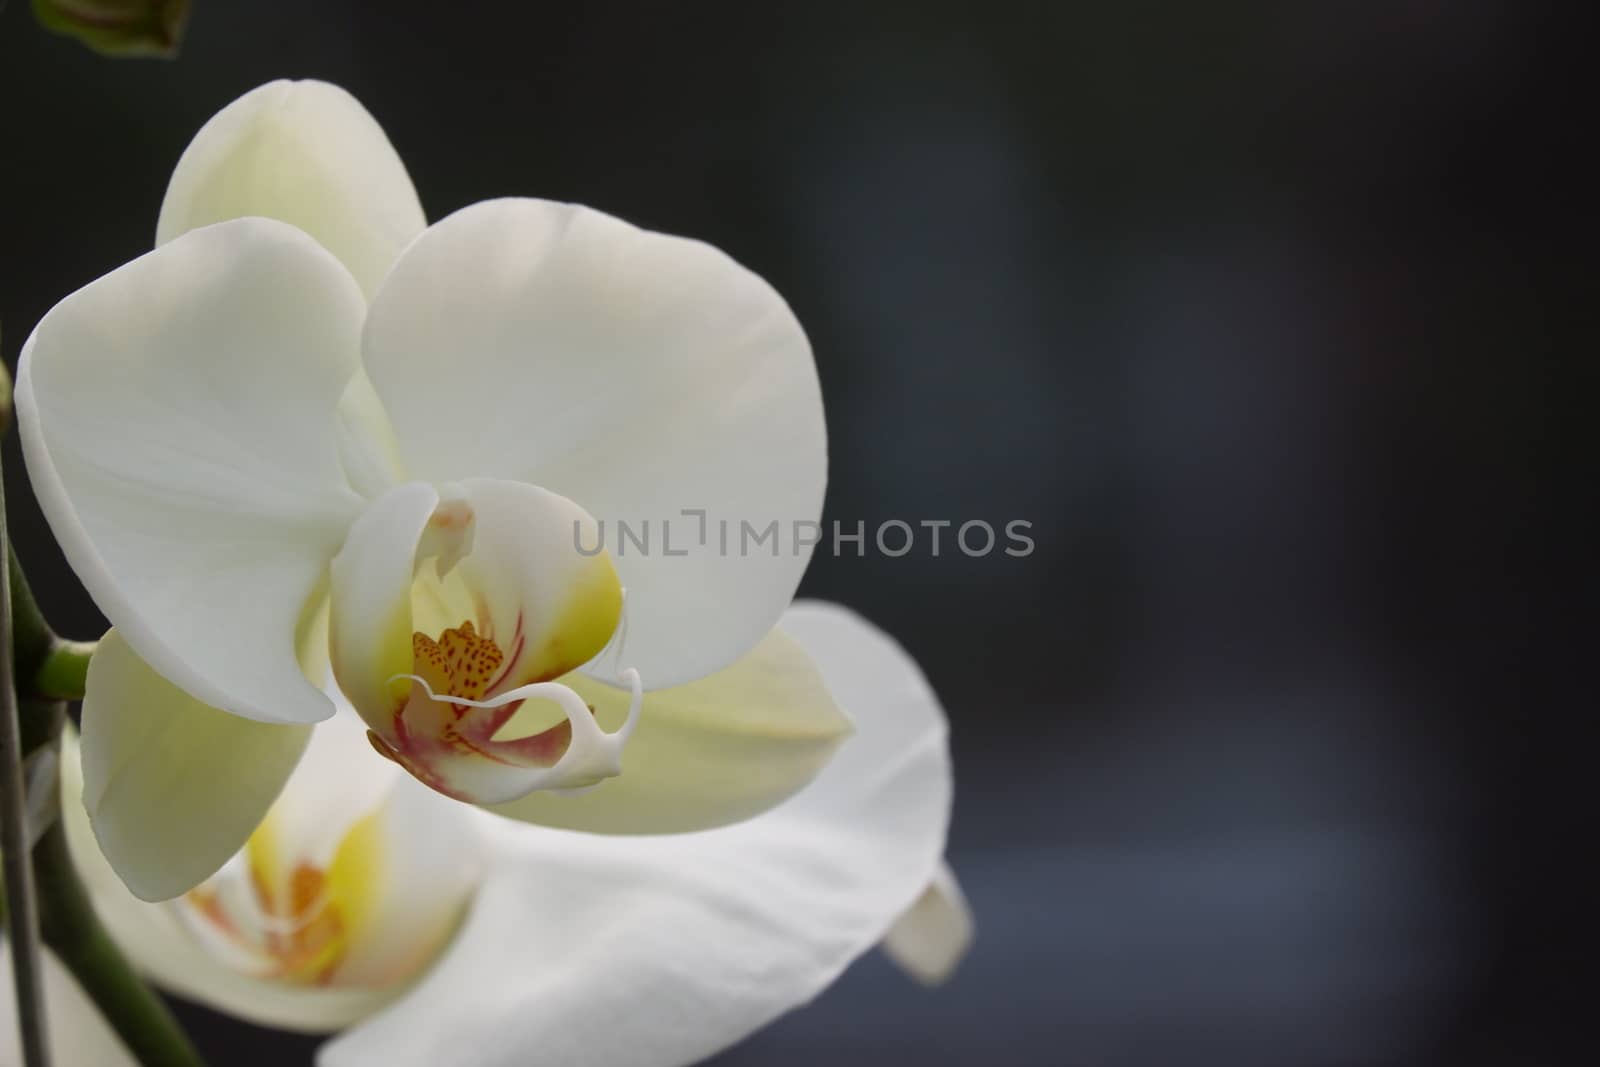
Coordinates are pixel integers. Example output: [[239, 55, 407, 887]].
[[9, 547, 63, 701], [3, 434, 54, 1067], [30, 641, 95, 703]]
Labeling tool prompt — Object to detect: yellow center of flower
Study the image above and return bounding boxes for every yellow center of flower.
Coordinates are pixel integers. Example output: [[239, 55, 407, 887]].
[[179, 807, 383, 986]]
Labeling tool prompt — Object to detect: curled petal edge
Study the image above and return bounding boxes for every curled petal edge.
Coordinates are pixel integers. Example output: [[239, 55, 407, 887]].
[[387, 668, 643, 798]]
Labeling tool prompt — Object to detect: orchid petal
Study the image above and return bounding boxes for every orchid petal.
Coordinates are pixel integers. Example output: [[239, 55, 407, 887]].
[[157, 79, 425, 297], [78, 630, 311, 903], [362, 198, 826, 689], [327, 753, 484, 989], [17, 218, 366, 724], [336, 369, 408, 499], [327, 480, 440, 730], [322, 601, 953, 1067], [491, 625, 852, 833], [882, 862, 975, 985], [154, 80, 419, 502]]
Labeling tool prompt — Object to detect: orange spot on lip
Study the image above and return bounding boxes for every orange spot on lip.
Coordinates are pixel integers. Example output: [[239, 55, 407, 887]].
[[411, 620, 505, 704], [385, 615, 593, 800]]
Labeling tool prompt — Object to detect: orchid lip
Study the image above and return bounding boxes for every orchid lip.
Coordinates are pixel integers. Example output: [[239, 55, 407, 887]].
[[384, 667, 644, 799]]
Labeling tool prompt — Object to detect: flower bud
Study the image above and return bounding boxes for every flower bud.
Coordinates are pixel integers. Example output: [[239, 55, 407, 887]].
[[30, 0, 190, 58]]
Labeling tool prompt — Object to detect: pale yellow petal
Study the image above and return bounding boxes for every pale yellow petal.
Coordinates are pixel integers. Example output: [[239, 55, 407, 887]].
[[79, 631, 311, 902], [491, 625, 852, 833], [158, 79, 424, 297]]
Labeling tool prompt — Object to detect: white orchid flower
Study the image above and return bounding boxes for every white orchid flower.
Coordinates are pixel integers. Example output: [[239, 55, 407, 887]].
[[10, 84, 972, 1064], [37, 602, 972, 1067], [13, 80, 856, 903]]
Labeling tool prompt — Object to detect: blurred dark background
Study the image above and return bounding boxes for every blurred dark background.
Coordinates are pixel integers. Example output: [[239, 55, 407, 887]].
[[1, 2, 1585, 1065]]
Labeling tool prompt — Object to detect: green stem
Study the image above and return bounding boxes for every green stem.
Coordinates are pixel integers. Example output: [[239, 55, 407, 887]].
[[9, 545, 57, 694], [3, 427, 52, 1066], [31, 640, 95, 702], [33, 804, 204, 1067], [10, 545, 96, 702]]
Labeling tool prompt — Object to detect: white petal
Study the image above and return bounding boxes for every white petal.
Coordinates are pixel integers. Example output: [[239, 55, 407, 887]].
[[330, 478, 623, 803], [327, 479, 440, 731], [881, 862, 975, 985], [2, 947, 137, 1067], [329, 767, 484, 989], [17, 218, 366, 724], [158, 79, 425, 297], [362, 198, 826, 689], [79, 630, 312, 902], [491, 625, 852, 833], [242, 695, 402, 878], [336, 369, 408, 499], [322, 601, 953, 1067]]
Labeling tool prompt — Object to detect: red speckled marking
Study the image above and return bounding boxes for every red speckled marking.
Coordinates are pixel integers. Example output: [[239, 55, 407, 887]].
[[378, 615, 591, 801]]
